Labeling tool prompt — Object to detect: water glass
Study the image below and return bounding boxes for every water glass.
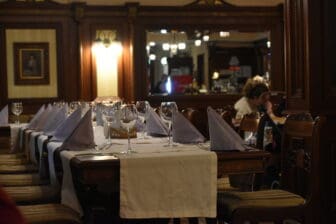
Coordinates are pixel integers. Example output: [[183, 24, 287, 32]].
[[160, 101, 178, 147], [135, 100, 150, 138], [120, 104, 138, 154], [11, 102, 23, 124]]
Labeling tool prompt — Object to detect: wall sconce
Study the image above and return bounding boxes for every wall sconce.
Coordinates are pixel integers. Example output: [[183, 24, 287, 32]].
[[94, 30, 117, 48]]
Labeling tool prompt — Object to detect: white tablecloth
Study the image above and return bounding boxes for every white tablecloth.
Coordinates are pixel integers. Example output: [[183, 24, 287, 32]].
[[61, 142, 217, 218]]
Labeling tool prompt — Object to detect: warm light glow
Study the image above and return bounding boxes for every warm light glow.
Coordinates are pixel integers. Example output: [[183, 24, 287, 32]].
[[170, 44, 178, 54], [149, 41, 156, 46], [219, 31, 230, 37], [267, 41, 271, 48], [212, 72, 219, 79], [160, 57, 168, 65], [162, 43, 170, 51], [149, 54, 156, 60], [202, 35, 209, 42], [93, 41, 122, 97], [194, 39, 201, 46], [178, 42, 186, 50], [160, 29, 167, 34]]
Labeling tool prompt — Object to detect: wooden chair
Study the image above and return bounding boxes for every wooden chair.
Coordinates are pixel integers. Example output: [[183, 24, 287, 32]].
[[238, 113, 260, 140], [181, 108, 209, 139], [210, 113, 325, 224]]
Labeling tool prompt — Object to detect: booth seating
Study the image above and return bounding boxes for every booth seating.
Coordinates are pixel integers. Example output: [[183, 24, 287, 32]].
[[211, 113, 324, 224]]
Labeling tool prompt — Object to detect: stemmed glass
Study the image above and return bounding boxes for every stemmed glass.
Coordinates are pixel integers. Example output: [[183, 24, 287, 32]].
[[160, 101, 178, 147], [11, 102, 23, 125], [102, 103, 117, 148], [120, 104, 138, 154], [135, 100, 150, 139]]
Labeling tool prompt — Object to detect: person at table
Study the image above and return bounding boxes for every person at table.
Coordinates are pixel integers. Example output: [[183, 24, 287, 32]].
[[232, 76, 285, 189], [234, 75, 286, 126]]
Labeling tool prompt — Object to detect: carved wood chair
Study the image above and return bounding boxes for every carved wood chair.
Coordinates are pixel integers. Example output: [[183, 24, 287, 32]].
[[181, 108, 209, 139], [210, 113, 324, 224], [238, 113, 260, 145]]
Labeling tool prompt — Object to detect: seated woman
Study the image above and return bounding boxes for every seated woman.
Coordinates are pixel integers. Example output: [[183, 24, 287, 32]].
[[232, 76, 285, 189], [234, 76, 285, 126]]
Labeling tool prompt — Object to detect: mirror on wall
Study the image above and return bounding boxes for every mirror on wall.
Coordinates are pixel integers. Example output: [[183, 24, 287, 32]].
[[146, 29, 271, 96]]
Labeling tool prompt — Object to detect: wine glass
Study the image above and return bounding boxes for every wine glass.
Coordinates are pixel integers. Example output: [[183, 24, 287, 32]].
[[69, 101, 80, 114], [135, 100, 150, 139], [160, 101, 178, 147], [11, 102, 23, 124], [102, 103, 117, 148], [120, 104, 138, 154]]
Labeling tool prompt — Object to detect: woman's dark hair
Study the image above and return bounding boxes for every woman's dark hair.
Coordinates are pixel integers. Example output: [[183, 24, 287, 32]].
[[245, 83, 269, 99]]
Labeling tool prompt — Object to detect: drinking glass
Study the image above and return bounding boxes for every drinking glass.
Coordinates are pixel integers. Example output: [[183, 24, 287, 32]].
[[135, 100, 150, 139], [120, 104, 138, 154], [102, 103, 117, 148], [160, 101, 178, 147], [69, 101, 80, 114], [11, 102, 23, 124]]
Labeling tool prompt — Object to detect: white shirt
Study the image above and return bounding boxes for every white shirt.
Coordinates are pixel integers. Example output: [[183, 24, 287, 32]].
[[234, 96, 255, 120]]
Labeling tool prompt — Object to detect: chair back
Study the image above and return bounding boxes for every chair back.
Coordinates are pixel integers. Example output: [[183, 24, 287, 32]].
[[280, 113, 325, 204], [239, 113, 260, 133], [181, 108, 208, 139], [256, 113, 283, 150]]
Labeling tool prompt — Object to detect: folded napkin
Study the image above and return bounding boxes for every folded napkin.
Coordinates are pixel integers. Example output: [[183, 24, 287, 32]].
[[146, 107, 168, 136], [27, 105, 45, 129], [60, 109, 95, 151], [35, 104, 53, 131], [172, 110, 205, 143], [0, 105, 8, 125], [207, 106, 246, 151], [43, 105, 67, 136], [50, 107, 82, 142]]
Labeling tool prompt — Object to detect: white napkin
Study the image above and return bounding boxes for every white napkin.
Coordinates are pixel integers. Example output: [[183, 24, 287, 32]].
[[146, 107, 168, 136], [0, 105, 8, 125], [207, 106, 246, 151], [172, 110, 205, 143], [50, 107, 82, 142], [43, 105, 67, 136], [35, 104, 53, 131], [27, 105, 45, 129], [60, 109, 95, 151]]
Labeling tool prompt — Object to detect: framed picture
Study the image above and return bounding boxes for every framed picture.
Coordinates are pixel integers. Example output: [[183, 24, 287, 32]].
[[13, 42, 50, 85]]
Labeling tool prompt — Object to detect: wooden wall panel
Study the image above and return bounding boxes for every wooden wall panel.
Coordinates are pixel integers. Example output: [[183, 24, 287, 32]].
[[0, 1, 79, 114]]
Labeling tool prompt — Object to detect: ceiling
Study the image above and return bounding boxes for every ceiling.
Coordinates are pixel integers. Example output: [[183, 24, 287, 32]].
[[3, 0, 283, 6]]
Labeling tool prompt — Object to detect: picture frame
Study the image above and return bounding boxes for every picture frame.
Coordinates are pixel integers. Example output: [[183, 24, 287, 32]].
[[13, 42, 50, 85]]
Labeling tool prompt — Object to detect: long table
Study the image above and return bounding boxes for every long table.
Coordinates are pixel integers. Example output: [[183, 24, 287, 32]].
[[70, 149, 270, 222]]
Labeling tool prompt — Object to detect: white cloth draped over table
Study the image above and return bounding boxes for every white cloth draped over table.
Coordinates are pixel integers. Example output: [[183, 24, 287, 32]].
[[61, 141, 217, 218], [207, 106, 247, 151], [172, 110, 205, 144], [13, 104, 218, 220]]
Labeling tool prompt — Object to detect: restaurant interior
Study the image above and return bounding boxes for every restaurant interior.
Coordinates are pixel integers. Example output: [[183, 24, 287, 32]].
[[0, 0, 335, 223]]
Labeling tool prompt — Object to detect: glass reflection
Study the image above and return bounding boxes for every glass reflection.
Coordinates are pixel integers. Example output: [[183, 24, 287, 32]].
[[146, 29, 271, 96]]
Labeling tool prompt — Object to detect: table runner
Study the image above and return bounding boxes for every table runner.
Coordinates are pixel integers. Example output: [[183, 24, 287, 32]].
[[61, 141, 217, 218]]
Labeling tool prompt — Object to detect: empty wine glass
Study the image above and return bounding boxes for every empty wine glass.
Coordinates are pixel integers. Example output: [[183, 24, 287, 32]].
[[11, 102, 23, 124], [102, 103, 117, 148], [120, 104, 138, 154], [135, 100, 150, 139], [160, 101, 178, 147]]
